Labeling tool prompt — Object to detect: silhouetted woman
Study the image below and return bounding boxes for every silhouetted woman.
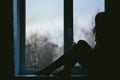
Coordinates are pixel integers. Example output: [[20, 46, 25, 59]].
[[33, 12, 107, 79]]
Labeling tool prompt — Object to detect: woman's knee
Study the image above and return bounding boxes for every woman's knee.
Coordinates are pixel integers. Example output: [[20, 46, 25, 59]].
[[77, 40, 91, 49], [75, 40, 92, 57], [77, 40, 87, 43]]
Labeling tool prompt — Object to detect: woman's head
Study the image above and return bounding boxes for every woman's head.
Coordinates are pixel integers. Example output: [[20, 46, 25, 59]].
[[93, 12, 107, 44]]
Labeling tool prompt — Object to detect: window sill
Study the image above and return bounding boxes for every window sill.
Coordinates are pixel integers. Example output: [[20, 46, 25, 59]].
[[15, 66, 88, 79], [15, 74, 88, 80]]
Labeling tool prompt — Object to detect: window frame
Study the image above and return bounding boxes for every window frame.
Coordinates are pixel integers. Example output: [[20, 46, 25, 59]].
[[14, 0, 87, 76], [14, 0, 26, 75]]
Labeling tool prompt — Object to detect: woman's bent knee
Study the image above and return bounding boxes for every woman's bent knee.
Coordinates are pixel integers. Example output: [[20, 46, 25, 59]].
[[75, 40, 92, 58], [77, 40, 91, 49]]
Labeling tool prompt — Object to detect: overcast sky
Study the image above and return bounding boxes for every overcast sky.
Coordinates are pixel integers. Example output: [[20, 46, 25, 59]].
[[26, 0, 104, 47]]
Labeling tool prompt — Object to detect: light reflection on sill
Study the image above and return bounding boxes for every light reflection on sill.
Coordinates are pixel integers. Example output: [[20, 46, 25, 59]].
[[15, 74, 88, 78]]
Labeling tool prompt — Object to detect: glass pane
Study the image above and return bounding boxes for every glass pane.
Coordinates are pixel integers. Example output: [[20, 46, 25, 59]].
[[26, 0, 63, 69], [74, 0, 104, 48]]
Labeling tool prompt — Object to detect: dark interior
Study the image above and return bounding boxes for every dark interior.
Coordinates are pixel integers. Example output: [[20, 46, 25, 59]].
[[1, 0, 120, 80]]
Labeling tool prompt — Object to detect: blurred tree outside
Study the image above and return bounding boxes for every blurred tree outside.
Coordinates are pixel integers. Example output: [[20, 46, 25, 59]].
[[25, 33, 63, 69]]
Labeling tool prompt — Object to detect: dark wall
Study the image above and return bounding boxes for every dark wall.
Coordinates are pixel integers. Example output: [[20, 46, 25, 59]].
[[105, 0, 120, 62], [99, 0, 120, 79], [0, 0, 14, 80]]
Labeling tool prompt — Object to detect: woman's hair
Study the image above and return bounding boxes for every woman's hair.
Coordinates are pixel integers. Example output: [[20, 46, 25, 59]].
[[93, 26, 96, 34], [93, 12, 106, 42], [93, 12, 105, 33]]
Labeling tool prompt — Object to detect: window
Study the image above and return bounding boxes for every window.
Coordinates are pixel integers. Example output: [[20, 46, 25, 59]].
[[14, 0, 104, 76], [25, 0, 63, 71]]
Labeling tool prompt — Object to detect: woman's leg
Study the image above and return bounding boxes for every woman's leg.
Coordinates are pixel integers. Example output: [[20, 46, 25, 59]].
[[56, 40, 93, 76], [61, 52, 77, 76], [56, 58, 77, 76], [56, 40, 93, 77], [33, 49, 75, 75], [75, 40, 96, 79], [63, 58, 77, 76], [34, 40, 94, 76], [73, 40, 93, 70]]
